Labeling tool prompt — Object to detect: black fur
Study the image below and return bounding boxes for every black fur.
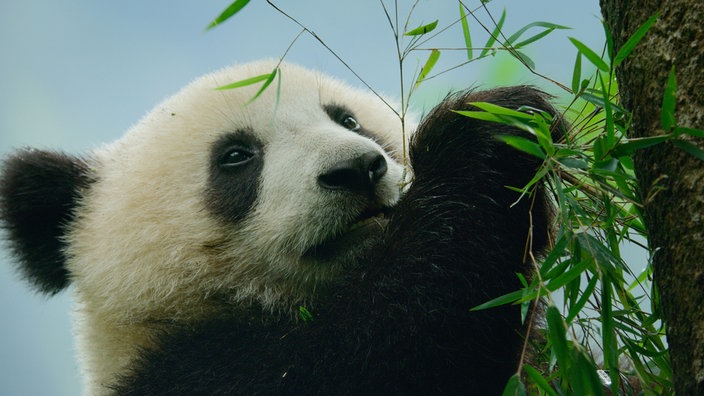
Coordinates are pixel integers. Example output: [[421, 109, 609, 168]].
[[0, 149, 94, 294], [112, 86, 563, 395], [206, 131, 265, 223]]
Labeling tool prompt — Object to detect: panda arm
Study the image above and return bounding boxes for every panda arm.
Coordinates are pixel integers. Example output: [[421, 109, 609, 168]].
[[314, 86, 559, 394], [113, 86, 560, 395]]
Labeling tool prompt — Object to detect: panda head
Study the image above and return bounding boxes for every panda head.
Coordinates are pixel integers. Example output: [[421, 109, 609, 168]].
[[1, 60, 406, 322]]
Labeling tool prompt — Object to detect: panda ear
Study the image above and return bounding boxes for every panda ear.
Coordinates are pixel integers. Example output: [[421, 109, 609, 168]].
[[0, 149, 94, 295]]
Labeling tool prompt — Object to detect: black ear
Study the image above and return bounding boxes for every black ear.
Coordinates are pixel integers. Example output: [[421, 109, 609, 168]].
[[0, 149, 94, 295]]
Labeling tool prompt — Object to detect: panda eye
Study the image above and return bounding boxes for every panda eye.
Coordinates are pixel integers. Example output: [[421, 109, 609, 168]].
[[323, 105, 362, 132], [341, 115, 361, 131], [220, 147, 254, 167]]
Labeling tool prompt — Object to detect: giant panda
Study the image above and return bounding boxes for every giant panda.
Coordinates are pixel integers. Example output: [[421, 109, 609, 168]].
[[0, 60, 562, 395]]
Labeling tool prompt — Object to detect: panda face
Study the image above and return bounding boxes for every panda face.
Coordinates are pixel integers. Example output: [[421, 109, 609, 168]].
[[65, 61, 406, 325]]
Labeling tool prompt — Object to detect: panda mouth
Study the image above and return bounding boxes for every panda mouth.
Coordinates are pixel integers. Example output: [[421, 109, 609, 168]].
[[348, 206, 389, 231], [303, 206, 389, 259]]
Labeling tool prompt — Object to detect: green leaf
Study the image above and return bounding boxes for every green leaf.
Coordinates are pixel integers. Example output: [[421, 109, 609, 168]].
[[246, 68, 279, 105], [455, 110, 504, 124], [569, 37, 610, 72], [497, 135, 546, 159], [215, 72, 275, 91], [546, 258, 590, 292], [539, 234, 569, 277], [661, 65, 677, 131], [206, 0, 251, 30], [510, 49, 535, 70], [559, 157, 589, 170], [602, 20, 615, 63], [414, 49, 440, 88], [601, 276, 619, 394], [513, 28, 554, 49], [507, 21, 570, 48], [613, 13, 658, 67], [468, 102, 534, 119], [573, 351, 606, 396], [577, 233, 628, 273], [298, 305, 313, 322], [459, 4, 473, 60], [571, 51, 582, 94], [565, 275, 598, 323], [471, 289, 524, 311], [533, 113, 554, 155], [216, 69, 279, 106], [598, 73, 615, 145], [579, 89, 627, 113], [673, 139, 704, 161], [404, 20, 438, 36], [523, 365, 558, 396], [674, 127, 704, 137], [546, 306, 569, 371], [611, 135, 672, 156], [479, 8, 506, 58], [502, 373, 526, 396]]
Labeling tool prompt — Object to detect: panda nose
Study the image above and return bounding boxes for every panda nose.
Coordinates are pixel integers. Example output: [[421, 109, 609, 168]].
[[318, 151, 388, 194]]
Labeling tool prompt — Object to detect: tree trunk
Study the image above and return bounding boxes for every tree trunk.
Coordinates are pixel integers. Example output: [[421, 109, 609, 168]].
[[600, 1, 704, 393]]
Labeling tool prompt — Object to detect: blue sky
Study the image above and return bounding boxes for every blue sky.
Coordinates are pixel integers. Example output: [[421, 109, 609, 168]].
[[0, 1, 604, 394]]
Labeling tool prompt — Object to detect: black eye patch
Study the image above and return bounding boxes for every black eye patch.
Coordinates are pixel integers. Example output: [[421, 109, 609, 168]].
[[323, 103, 398, 160], [205, 130, 264, 223], [324, 104, 361, 132]]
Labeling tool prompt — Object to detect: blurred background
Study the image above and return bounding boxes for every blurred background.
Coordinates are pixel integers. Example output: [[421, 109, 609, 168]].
[[0, 1, 604, 394]]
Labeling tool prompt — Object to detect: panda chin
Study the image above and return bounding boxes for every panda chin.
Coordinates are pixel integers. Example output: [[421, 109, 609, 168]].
[[303, 208, 389, 262]]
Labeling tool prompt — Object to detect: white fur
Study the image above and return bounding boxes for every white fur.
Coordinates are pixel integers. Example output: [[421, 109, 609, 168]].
[[63, 61, 409, 394]]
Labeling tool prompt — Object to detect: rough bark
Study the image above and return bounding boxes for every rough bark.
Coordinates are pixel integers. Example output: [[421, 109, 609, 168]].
[[600, 1, 704, 393]]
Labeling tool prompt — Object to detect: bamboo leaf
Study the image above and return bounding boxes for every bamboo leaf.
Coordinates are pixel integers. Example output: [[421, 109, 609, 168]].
[[246, 68, 279, 105], [497, 135, 546, 159], [602, 20, 615, 63], [513, 28, 554, 49], [459, 4, 473, 60], [571, 51, 582, 94], [601, 276, 619, 395], [501, 374, 526, 396], [546, 258, 590, 292], [471, 289, 524, 311], [613, 13, 658, 67], [468, 102, 534, 119], [206, 0, 251, 30], [661, 65, 677, 131], [414, 49, 440, 88], [565, 275, 598, 323], [479, 8, 506, 58], [574, 351, 606, 396], [298, 305, 313, 322], [546, 306, 569, 371], [611, 135, 672, 156], [455, 110, 505, 124], [673, 139, 704, 161], [577, 233, 628, 272], [569, 37, 610, 72], [215, 72, 275, 91], [523, 365, 558, 396], [579, 90, 627, 113], [674, 127, 704, 137], [404, 20, 438, 36], [510, 49, 535, 70], [507, 21, 569, 49], [506, 21, 570, 44], [559, 157, 589, 170]]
